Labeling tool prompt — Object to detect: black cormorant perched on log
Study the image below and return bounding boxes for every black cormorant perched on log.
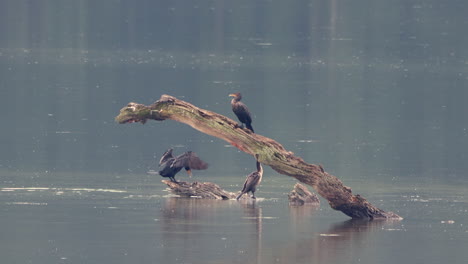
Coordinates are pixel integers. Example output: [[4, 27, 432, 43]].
[[229, 92, 254, 133], [236, 154, 263, 200], [156, 148, 208, 182]]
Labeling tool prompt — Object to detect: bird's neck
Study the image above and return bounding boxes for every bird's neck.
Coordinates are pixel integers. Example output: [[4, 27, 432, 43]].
[[256, 161, 263, 175], [231, 98, 239, 104]]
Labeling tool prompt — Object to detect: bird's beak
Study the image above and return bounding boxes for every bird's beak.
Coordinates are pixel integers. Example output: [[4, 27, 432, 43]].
[[228, 94, 235, 97], [186, 169, 192, 178]]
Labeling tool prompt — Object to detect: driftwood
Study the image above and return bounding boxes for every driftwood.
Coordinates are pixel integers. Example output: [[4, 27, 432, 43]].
[[115, 94, 402, 220], [162, 180, 237, 200], [288, 183, 320, 206]]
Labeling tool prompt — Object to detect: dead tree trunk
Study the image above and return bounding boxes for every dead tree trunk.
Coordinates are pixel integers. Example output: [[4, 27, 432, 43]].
[[115, 94, 402, 220]]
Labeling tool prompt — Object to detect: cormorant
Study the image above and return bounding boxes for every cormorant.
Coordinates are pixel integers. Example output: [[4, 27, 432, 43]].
[[236, 154, 263, 200], [157, 148, 208, 182], [229, 92, 254, 133]]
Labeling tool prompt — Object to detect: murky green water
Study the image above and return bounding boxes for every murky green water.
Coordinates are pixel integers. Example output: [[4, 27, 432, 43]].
[[1, 1, 467, 263]]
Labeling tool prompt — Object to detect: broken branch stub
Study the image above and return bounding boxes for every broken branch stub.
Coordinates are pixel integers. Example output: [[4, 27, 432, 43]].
[[288, 183, 320, 206]]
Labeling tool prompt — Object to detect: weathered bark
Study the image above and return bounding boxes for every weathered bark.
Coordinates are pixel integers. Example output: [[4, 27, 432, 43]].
[[288, 183, 320, 206], [162, 180, 237, 200], [115, 94, 402, 220]]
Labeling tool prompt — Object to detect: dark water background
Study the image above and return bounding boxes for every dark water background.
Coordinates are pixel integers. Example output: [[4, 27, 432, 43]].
[[1, 1, 467, 263]]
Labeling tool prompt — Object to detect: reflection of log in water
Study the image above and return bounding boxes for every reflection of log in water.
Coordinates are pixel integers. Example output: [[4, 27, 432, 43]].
[[159, 197, 263, 264], [160, 198, 192, 264], [271, 216, 395, 263], [160, 198, 227, 263], [159, 197, 396, 263], [289, 203, 320, 227]]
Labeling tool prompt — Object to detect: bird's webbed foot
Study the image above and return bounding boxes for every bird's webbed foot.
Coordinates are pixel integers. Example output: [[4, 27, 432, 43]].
[[170, 177, 178, 183]]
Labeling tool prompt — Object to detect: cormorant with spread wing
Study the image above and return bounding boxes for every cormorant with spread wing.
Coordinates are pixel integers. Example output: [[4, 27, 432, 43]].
[[237, 154, 263, 200], [157, 148, 208, 182], [229, 92, 254, 133]]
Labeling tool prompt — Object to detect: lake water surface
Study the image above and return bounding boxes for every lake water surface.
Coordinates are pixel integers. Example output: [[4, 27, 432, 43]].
[[1, 170, 467, 264]]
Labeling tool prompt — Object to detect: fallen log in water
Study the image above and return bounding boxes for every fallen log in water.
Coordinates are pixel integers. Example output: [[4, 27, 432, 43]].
[[115, 94, 402, 220], [162, 180, 237, 200]]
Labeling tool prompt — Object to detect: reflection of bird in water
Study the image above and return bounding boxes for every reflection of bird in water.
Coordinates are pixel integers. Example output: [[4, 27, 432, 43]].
[[229, 92, 254, 133], [237, 154, 263, 200], [157, 148, 208, 182]]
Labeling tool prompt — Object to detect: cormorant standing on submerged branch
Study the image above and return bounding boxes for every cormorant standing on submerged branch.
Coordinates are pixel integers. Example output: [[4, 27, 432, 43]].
[[229, 93, 254, 133], [237, 154, 263, 200], [157, 148, 208, 182]]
